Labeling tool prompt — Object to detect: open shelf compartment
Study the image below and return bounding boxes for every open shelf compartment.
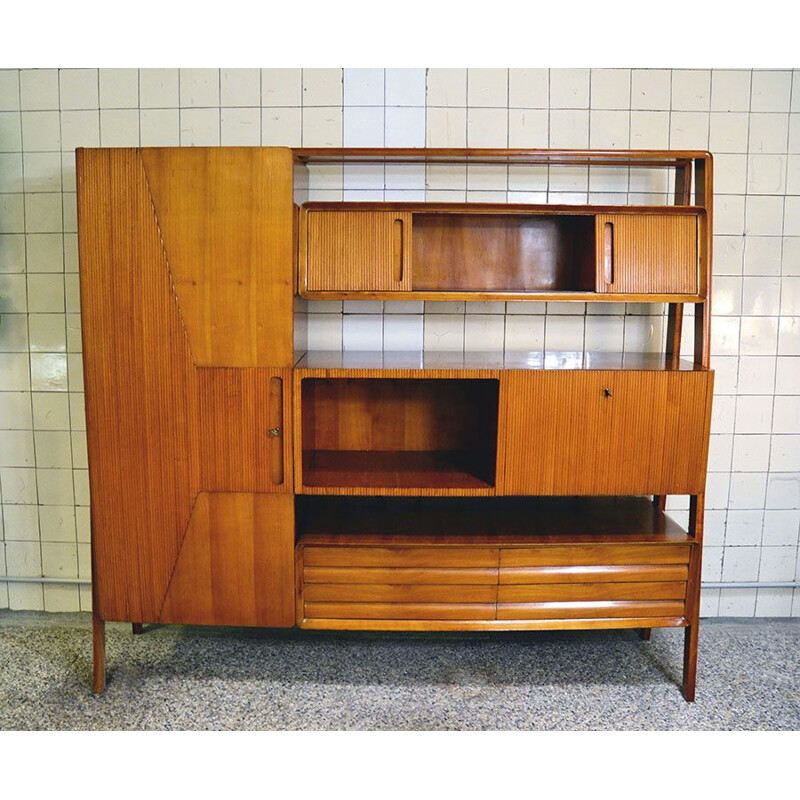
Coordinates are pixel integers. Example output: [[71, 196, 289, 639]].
[[298, 377, 500, 492]]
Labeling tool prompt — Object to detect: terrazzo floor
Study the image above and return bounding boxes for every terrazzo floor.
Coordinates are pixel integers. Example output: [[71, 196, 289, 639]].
[[1, 612, 798, 730]]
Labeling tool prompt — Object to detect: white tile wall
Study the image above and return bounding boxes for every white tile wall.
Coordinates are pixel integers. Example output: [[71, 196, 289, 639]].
[[0, 68, 797, 617]]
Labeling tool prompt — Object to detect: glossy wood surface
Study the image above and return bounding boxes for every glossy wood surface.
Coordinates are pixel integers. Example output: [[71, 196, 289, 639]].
[[295, 350, 707, 372], [160, 493, 294, 626], [296, 497, 693, 630], [500, 370, 714, 495], [595, 213, 698, 295], [412, 214, 595, 292], [294, 369, 501, 496], [140, 147, 295, 367]]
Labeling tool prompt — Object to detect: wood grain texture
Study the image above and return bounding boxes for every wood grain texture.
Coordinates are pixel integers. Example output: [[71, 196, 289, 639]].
[[595, 213, 699, 295], [298, 617, 687, 632], [141, 147, 295, 367], [304, 210, 412, 292], [78, 148, 296, 628], [198, 368, 292, 493], [160, 493, 295, 626], [78, 148, 201, 622], [500, 370, 714, 495], [294, 369, 500, 496], [412, 214, 595, 292]]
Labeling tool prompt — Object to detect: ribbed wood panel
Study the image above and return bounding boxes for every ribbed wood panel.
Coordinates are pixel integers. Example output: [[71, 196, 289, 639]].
[[305, 210, 412, 292], [78, 149, 201, 622], [500, 370, 713, 495], [198, 368, 292, 493], [141, 148, 295, 366], [160, 493, 294, 626], [595, 213, 698, 294]]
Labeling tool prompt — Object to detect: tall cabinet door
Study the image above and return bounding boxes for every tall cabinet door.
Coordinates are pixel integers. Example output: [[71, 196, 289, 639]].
[[500, 370, 714, 496], [78, 147, 296, 627], [595, 214, 699, 295]]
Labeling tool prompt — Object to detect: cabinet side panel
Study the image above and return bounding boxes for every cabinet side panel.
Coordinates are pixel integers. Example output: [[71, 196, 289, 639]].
[[77, 149, 200, 621], [140, 147, 295, 367]]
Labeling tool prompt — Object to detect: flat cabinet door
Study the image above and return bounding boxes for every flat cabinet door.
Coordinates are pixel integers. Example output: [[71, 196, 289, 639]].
[[595, 214, 698, 295], [500, 370, 714, 495], [305, 210, 412, 292]]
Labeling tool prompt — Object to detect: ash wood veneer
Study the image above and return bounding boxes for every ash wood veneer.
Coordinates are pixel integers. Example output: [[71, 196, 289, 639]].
[[80, 147, 713, 702]]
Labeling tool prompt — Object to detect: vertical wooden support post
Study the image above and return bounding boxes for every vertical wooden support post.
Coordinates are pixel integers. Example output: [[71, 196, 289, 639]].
[[683, 493, 705, 702], [90, 520, 106, 695], [92, 611, 106, 695], [132, 623, 143, 635]]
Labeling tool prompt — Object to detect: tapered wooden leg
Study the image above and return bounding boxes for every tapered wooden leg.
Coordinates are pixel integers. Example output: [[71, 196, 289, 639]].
[[92, 611, 106, 695], [132, 623, 143, 635], [637, 628, 652, 641], [682, 623, 698, 702]]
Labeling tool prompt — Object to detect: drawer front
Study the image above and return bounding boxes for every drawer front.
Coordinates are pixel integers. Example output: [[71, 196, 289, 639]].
[[299, 545, 499, 625], [500, 370, 714, 495], [497, 542, 690, 622], [595, 213, 699, 295], [304, 210, 412, 292]]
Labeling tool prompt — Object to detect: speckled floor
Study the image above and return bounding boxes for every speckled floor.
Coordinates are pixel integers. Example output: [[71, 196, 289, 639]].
[[1, 612, 798, 730]]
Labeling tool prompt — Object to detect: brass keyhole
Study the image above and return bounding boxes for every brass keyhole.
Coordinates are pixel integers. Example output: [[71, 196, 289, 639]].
[[604, 388, 612, 398], [268, 427, 281, 437]]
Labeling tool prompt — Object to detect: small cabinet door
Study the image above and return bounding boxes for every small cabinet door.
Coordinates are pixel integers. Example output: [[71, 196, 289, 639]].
[[500, 370, 714, 495], [595, 214, 699, 295], [304, 210, 412, 292]]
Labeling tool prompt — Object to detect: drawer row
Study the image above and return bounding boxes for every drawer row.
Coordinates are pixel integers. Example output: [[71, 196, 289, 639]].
[[297, 542, 694, 630]]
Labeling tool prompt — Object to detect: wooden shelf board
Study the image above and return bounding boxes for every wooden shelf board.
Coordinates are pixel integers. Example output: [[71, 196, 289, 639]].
[[292, 148, 711, 169], [302, 450, 494, 490], [295, 350, 707, 372], [296, 496, 692, 547]]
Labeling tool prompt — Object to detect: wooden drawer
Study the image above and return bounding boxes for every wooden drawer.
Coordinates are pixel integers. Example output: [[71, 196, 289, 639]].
[[299, 544, 499, 626], [500, 369, 714, 495], [303, 209, 412, 292], [297, 538, 692, 630], [497, 542, 690, 623]]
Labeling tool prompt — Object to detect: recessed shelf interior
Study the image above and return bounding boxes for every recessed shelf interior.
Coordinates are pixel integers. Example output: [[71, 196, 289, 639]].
[[411, 213, 596, 292], [295, 495, 691, 545], [300, 377, 499, 489]]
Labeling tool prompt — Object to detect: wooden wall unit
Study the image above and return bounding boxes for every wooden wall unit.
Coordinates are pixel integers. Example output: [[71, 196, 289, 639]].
[[79, 148, 713, 701]]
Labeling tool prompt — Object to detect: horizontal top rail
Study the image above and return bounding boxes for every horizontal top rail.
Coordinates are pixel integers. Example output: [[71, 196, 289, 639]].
[[292, 147, 712, 168]]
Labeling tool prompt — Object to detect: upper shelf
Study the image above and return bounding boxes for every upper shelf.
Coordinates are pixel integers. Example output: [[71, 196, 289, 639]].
[[292, 147, 712, 171], [299, 202, 706, 302], [294, 350, 708, 372]]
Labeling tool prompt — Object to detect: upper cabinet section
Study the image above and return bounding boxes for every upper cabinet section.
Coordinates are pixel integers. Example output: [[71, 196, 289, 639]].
[[300, 205, 704, 301], [294, 148, 712, 304]]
